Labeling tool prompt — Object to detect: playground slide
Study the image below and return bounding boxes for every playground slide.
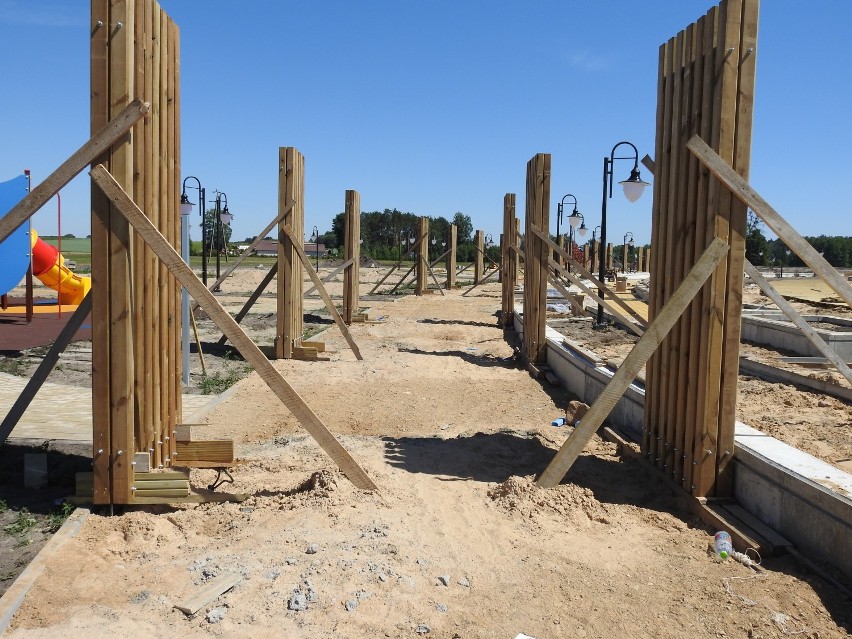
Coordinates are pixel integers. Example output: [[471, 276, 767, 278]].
[[29, 229, 91, 305]]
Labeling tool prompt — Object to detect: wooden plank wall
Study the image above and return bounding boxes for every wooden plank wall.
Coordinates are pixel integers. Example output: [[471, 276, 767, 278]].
[[446, 224, 457, 289], [275, 147, 305, 358], [500, 193, 517, 327], [342, 190, 360, 324], [644, 0, 758, 498], [522, 154, 550, 364], [91, 0, 181, 504]]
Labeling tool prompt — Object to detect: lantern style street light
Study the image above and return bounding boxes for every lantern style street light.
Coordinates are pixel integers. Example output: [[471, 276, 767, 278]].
[[310, 226, 320, 271], [180, 176, 206, 284], [557, 193, 579, 250], [597, 141, 649, 326], [213, 191, 231, 291]]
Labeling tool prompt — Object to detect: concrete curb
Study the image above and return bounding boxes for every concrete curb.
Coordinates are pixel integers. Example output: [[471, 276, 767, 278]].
[[0, 507, 90, 633]]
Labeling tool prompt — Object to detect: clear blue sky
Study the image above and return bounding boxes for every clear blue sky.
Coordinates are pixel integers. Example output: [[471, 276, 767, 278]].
[[1, 1, 850, 247]]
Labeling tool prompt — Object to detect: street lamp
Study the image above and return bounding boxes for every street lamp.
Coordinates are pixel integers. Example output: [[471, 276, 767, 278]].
[[310, 225, 320, 271], [622, 232, 634, 273], [568, 210, 587, 263], [213, 191, 231, 291], [557, 193, 579, 253], [598, 141, 650, 326], [181, 176, 206, 284]]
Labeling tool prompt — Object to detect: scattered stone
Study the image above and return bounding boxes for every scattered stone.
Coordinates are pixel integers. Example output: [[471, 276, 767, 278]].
[[130, 590, 151, 604], [397, 575, 416, 589], [817, 399, 831, 408], [264, 568, 281, 580], [288, 590, 308, 612], [345, 599, 359, 612], [355, 589, 371, 601], [416, 558, 429, 567], [306, 543, 319, 554], [415, 624, 431, 635], [206, 606, 227, 624], [436, 603, 448, 613], [285, 557, 298, 565], [436, 575, 451, 586], [378, 573, 388, 582], [304, 582, 318, 603], [457, 577, 470, 588]]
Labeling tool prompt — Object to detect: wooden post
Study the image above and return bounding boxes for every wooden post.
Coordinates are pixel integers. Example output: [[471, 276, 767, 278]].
[[537, 238, 729, 488], [276, 147, 304, 359], [474, 230, 484, 284], [522, 154, 550, 365], [500, 194, 517, 326], [446, 224, 457, 289], [606, 243, 613, 272], [342, 190, 361, 324], [415, 216, 428, 295]]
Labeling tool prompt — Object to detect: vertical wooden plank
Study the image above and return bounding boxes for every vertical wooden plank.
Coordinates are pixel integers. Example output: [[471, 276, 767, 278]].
[[342, 190, 360, 324], [107, 0, 135, 503], [523, 154, 550, 364], [90, 0, 112, 505], [501, 193, 516, 325], [276, 148, 304, 358], [446, 224, 457, 289], [154, 3, 168, 469], [474, 230, 484, 284], [715, 0, 757, 495], [168, 12, 181, 463], [416, 216, 428, 295]]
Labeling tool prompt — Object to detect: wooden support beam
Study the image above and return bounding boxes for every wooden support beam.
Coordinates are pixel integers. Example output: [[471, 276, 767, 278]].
[[174, 573, 242, 616], [530, 224, 648, 328], [744, 261, 852, 385], [279, 224, 363, 361], [305, 258, 354, 297], [217, 262, 278, 346], [90, 164, 378, 491], [174, 440, 234, 463], [548, 259, 644, 337], [0, 293, 92, 444], [687, 134, 852, 309], [536, 238, 729, 488], [193, 205, 292, 312], [0, 100, 149, 243]]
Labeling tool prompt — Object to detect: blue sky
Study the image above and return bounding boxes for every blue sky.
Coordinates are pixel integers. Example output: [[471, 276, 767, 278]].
[[1, 1, 850, 247]]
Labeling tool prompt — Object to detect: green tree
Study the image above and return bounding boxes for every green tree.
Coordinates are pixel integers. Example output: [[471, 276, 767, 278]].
[[745, 211, 768, 266], [452, 212, 473, 243], [202, 207, 232, 253]]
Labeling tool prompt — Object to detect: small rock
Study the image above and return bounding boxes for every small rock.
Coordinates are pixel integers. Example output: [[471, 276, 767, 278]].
[[436, 575, 451, 586], [415, 624, 431, 635], [457, 577, 470, 588], [416, 558, 429, 567], [306, 543, 319, 555], [264, 568, 281, 580], [288, 591, 308, 612], [345, 599, 359, 612], [378, 573, 388, 582], [436, 603, 448, 613], [817, 399, 831, 408], [206, 606, 227, 624], [130, 590, 150, 604], [285, 557, 298, 565]]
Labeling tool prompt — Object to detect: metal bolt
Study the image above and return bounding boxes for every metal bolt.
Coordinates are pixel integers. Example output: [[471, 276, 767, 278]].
[[116, 449, 123, 456], [95, 20, 103, 28], [96, 448, 103, 455]]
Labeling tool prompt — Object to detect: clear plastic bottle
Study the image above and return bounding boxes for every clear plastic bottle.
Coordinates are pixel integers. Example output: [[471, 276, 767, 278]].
[[713, 531, 733, 559]]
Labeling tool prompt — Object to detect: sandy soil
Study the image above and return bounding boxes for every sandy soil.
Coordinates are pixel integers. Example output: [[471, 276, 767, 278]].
[[3, 273, 850, 638]]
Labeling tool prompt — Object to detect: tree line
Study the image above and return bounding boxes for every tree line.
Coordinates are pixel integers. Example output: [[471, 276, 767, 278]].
[[746, 212, 852, 268]]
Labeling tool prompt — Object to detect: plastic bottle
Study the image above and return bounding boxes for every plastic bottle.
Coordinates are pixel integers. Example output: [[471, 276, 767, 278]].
[[551, 417, 567, 427], [713, 531, 733, 559]]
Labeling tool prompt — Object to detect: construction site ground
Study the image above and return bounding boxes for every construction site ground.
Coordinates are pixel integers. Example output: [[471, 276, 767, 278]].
[[0, 267, 849, 637]]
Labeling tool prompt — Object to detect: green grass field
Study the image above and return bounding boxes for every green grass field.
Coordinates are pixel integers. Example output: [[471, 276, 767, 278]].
[[39, 237, 91, 254]]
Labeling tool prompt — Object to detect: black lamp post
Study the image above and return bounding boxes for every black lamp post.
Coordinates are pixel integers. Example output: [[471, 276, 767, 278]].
[[213, 191, 230, 291], [180, 176, 205, 284], [622, 232, 634, 273], [597, 141, 650, 326], [310, 225, 320, 271]]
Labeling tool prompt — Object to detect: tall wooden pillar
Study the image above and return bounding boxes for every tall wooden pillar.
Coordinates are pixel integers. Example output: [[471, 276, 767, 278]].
[[606, 243, 613, 272], [276, 147, 305, 359], [445, 224, 457, 289], [502, 195, 519, 301], [522, 154, 550, 364], [474, 230, 484, 284], [415, 216, 428, 295], [342, 189, 360, 324]]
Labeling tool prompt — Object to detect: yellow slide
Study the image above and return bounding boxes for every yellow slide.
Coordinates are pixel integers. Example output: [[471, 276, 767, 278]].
[[29, 229, 91, 306]]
